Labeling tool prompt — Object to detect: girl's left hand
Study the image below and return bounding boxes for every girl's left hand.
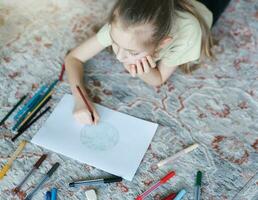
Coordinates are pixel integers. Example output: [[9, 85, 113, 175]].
[[124, 55, 157, 77]]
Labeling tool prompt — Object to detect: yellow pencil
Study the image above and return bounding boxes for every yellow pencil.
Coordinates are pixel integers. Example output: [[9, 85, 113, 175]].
[[17, 90, 53, 129], [0, 140, 27, 180]]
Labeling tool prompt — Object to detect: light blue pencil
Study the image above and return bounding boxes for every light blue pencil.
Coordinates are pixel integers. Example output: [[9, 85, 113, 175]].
[[174, 189, 187, 200]]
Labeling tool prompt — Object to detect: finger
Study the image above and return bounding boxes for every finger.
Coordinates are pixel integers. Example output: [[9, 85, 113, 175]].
[[146, 55, 156, 68], [92, 110, 100, 125], [123, 63, 130, 73], [74, 111, 93, 125], [130, 65, 136, 77], [141, 57, 150, 73], [136, 60, 144, 75], [81, 111, 94, 125], [127, 64, 134, 76]]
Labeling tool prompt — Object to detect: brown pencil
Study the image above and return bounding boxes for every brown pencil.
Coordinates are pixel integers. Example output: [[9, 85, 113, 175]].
[[76, 85, 94, 122]]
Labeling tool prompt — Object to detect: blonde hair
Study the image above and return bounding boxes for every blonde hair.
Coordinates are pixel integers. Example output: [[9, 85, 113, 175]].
[[175, 0, 214, 73]]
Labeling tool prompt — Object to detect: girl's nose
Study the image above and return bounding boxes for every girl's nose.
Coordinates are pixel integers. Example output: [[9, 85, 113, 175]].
[[116, 48, 127, 62]]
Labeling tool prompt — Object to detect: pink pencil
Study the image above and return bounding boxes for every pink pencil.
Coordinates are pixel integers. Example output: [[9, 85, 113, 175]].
[[136, 171, 176, 200]]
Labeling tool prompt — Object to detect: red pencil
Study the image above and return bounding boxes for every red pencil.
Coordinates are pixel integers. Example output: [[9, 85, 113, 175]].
[[76, 85, 94, 122], [136, 171, 176, 200], [162, 192, 177, 200], [59, 64, 65, 81]]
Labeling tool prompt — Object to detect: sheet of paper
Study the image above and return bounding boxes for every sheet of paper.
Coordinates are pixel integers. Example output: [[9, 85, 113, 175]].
[[32, 94, 158, 181]]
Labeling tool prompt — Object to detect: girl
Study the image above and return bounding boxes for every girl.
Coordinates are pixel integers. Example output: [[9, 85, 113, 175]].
[[65, 0, 231, 125]]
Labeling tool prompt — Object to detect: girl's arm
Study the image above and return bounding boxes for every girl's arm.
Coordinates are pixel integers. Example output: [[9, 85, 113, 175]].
[[132, 57, 178, 87], [65, 35, 105, 101], [65, 35, 105, 124]]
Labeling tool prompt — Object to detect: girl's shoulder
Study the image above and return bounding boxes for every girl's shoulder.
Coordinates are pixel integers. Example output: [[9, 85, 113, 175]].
[[156, 0, 212, 67], [96, 23, 112, 47]]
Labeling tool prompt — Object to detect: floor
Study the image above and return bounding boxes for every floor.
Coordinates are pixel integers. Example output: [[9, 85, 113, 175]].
[[0, 0, 258, 199]]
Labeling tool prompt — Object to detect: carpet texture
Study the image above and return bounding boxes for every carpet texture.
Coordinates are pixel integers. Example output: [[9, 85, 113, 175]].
[[0, 0, 258, 199]]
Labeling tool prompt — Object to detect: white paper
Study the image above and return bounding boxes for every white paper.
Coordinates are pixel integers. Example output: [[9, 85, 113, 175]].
[[32, 94, 158, 181]]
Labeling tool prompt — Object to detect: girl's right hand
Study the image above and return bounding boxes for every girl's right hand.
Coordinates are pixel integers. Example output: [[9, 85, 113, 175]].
[[73, 96, 100, 125]]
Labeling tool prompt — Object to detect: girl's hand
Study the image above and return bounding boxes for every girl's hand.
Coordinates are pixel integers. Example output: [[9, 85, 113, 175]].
[[124, 55, 156, 77], [73, 96, 100, 125]]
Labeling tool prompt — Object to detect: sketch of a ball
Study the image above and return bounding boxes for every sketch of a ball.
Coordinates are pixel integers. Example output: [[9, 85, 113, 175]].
[[80, 121, 119, 151]]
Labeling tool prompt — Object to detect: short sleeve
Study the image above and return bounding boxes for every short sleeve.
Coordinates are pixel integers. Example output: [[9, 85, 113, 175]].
[[161, 17, 202, 67], [96, 23, 112, 47]]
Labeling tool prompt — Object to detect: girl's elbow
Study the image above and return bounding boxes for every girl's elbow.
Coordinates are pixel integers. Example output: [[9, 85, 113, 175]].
[[152, 77, 168, 87], [150, 79, 165, 87]]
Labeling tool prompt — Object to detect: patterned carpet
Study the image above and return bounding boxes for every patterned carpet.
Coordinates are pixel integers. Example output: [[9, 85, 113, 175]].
[[0, 0, 258, 199]]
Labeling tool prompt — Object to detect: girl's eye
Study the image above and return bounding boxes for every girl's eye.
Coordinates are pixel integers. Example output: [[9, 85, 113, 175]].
[[129, 52, 140, 56]]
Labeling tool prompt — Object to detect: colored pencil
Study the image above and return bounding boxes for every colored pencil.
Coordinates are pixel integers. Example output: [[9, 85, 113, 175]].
[[0, 141, 27, 179], [12, 88, 48, 131], [16, 91, 53, 130], [174, 189, 186, 200], [13, 79, 58, 130], [25, 162, 60, 200], [162, 193, 177, 200], [14, 86, 47, 120], [157, 144, 199, 168], [12, 106, 51, 142], [76, 85, 94, 122], [51, 187, 57, 200], [59, 64, 65, 81], [13, 154, 47, 193], [136, 171, 176, 200], [45, 191, 51, 200], [195, 171, 202, 200], [16, 96, 51, 133], [0, 95, 27, 126]]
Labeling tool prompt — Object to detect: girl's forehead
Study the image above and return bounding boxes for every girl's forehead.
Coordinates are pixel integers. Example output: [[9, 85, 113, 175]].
[[110, 22, 154, 52]]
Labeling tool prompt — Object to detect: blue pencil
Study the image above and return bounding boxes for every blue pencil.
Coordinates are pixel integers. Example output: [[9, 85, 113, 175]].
[[45, 191, 51, 200], [12, 79, 58, 130], [174, 189, 187, 200], [51, 188, 57, 200], [12, 88, 48, 131], [14, 85, 47, 120]]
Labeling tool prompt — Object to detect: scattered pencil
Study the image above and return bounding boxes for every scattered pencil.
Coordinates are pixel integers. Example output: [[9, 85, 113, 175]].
[[174, 189, 186, 200], [195, 171, 202, 200], [16, 96, 52, 132], [136, 171, 176, 200], [12, 106, 51, 142], [25, 162, 60, 200], [0, 95, 27, 126], [0, 141, 27, 180], [157, 143, 199, 168], [13, 154, 47, 193]]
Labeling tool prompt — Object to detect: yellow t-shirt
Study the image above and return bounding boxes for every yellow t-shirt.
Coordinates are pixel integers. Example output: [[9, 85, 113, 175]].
[[96, 0, 213, 67]]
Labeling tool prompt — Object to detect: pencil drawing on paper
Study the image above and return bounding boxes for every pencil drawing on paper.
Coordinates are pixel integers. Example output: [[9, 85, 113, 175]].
[[80, 121, 120, 151]]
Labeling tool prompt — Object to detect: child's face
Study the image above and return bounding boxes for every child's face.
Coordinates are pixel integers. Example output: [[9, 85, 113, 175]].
[[110, 22, 156, 65]]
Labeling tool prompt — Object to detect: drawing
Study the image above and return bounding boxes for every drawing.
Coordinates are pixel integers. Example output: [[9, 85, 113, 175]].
[[80, 121, 119, 151]]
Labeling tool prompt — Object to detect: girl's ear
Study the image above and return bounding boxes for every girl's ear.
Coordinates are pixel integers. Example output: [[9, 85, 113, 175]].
[[154, 36, 172, 57], [158, 36, 172, 49]]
